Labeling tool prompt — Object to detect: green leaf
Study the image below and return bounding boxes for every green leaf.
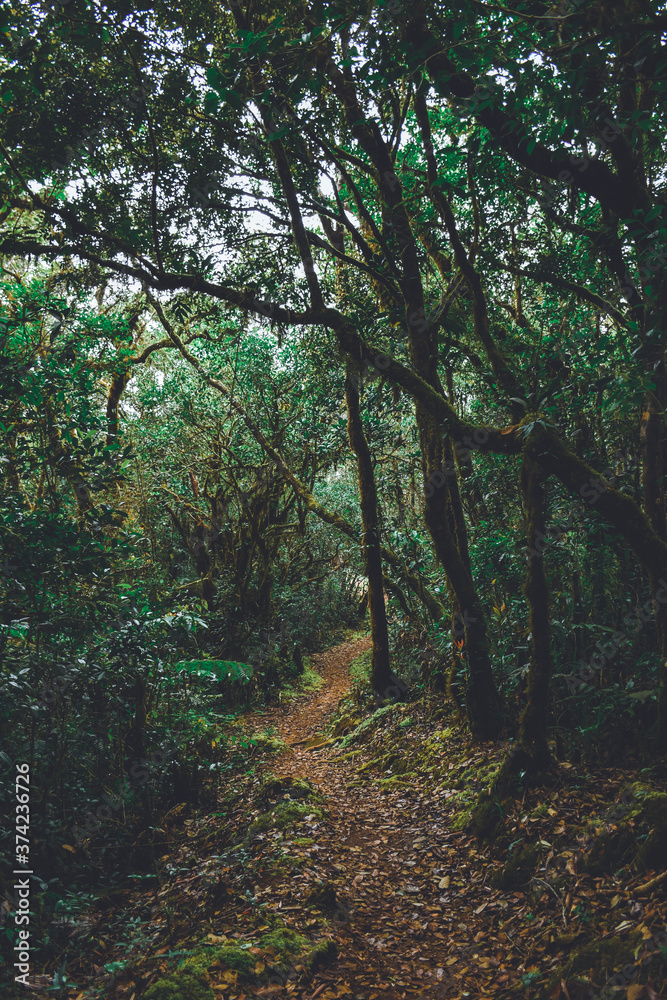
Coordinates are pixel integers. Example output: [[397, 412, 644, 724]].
[[206, 65, 222, 89], [203, 91, 220, 113], [222, 88, 243, 110], [266, 126, 289, 141]]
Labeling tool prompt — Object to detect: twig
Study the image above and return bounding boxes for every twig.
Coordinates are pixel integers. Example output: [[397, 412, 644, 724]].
[[532, 876, 568, 927], [632, 870, 667, 896]]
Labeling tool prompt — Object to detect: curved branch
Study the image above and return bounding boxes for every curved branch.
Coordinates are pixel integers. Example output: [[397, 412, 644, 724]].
[[406, 13, 651, 220], [144, 290, 447, 621], [497, 262, 631, 329]]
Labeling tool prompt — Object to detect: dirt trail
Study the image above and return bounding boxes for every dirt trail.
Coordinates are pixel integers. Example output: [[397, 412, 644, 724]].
[[255, 637, 368, 754], [245, 638, 463, 1000]]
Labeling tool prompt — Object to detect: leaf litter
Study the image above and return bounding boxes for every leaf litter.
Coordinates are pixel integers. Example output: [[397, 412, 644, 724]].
[[66, 636, 667, 1000]]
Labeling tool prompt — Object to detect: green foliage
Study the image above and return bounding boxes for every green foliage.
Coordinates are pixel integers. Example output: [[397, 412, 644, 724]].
[[175, 659, 253, 683]]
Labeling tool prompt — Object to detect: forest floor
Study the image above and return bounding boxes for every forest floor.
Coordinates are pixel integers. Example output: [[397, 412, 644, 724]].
[[54, 636, 667, 1000]]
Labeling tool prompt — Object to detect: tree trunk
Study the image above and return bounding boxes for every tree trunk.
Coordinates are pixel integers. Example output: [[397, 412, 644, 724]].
[[345, 365, 395, 698], [106, 369, 131, 447], [320, 63, 503, 732], [416, 399, 504, 736]]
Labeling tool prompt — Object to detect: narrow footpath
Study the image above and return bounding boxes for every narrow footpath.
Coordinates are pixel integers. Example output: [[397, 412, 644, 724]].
[[243, 638, 474, 1000]]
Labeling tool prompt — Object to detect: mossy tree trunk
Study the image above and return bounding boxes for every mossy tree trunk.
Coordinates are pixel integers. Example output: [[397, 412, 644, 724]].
[[409, 86, 505, 738], [345, 364, 394, 698], [418, 406, 504, 737]]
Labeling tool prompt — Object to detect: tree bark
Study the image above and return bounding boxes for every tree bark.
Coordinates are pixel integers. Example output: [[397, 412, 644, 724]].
[[419, 404, 504, 737], [106, 369, 131, 447], [345, 364, 394, 697]]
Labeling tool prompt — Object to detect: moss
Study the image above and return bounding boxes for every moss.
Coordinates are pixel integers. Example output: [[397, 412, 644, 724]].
[[178, 952, 213, 980], [389, 756, 414, 775], [636, 791, 667, 869], [638, 791, 667, 826], [213, 945, 256, 975], [258, 927, 309, 956], [330, 710, 361, 737], [180, 944, 255, 979], [554, 932, 583, 947], [162, 918, 321, 993], [597, 788, 667, 872], [256, 773, 290, 804], [583, 824, 635, 875], [282, 658, 324, 698], [358, 751, 400, 774], [374, 774, 415, 792], [255, 774, 322, 808], [637, 830, 667, 871], [547, 931, 643, 993], [250, 730, 289, 753], [425, 727, 458, 746], [337, 704, 397, 747], [530, 802, 550, 818], [454, 761, 501, 790], [563, 787, 667, 877], [286, 778, 320, 801], [304, 939, 338, 972], [490, 843, 540, 890], [349, 648, 372, 681], [248, 800, 326, 837], [450, 808, 473, 831], [143, 973, 214, 1000], [628, 781, 654, 802], [470, 796, 503, 841], [346, 628, 372, 642], [305, 881, 337, 911]]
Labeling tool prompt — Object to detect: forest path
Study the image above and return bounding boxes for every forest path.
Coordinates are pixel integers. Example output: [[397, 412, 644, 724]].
[[244, 637, 462, 1000]]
